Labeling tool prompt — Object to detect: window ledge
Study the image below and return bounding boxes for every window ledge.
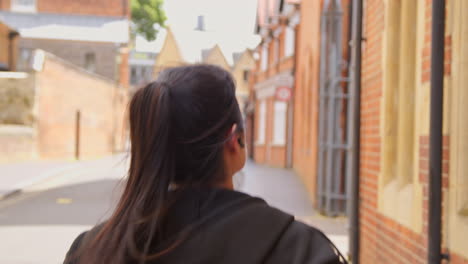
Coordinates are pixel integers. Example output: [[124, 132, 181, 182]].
[[270, 142, 286, 147], [457, 195, 468, 216], [379, 179, 422, 232]]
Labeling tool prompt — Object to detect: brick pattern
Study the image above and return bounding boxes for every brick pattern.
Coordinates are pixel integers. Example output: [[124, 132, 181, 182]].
[[37, 0, 129, 17], [36, 53, 127, 159], [0, 22, 17, 71], [358, 0, 430, 262], [422, 0, 432, 83], [359, 0, 467, 262], [422, 0, 452, 83], [252, 20, 296, 168], [19, 38, 120, 81], [451, 253, 468, 264], [0, 0, 11, 10]]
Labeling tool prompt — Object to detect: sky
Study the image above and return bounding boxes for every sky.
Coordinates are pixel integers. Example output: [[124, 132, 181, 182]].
[[136, 0, 260, 54], [164, 0, 258, 34]]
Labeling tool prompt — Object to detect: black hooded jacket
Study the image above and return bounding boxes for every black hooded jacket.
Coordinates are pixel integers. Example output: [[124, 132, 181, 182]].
[[64, 188, 346, 264]]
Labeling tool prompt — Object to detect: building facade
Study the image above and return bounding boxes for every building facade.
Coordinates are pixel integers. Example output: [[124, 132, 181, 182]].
[[0, 20, 18, 71], [0, 0, 130, 86], [0, 51, 127, 161], [358, 0, 468, 263], [251, 0, 298, 168], [154, 25, 257, 118]]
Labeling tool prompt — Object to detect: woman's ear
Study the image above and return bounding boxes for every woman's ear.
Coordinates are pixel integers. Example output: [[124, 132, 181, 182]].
[[226, 124, 239, 152]]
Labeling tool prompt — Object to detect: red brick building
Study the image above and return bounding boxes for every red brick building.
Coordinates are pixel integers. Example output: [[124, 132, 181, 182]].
[[250, 0, 299, 168], [358, 0, 468, 263], [0, 0, 130, 86], [0, 20, 18, 71]]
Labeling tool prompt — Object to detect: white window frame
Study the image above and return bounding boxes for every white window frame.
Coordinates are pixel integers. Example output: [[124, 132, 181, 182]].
[[257, 101, 266, 144], [272, 101, 287, 145], [285, 26, 295, 58], [261, 44, 268, 71], [11, 0, 37, 13]]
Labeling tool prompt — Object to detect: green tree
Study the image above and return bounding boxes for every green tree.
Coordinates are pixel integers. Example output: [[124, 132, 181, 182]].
[[131, 0, 167, 41]]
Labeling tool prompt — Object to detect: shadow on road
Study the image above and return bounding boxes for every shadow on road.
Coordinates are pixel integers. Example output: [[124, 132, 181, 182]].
[[0, 179, 123, 226]]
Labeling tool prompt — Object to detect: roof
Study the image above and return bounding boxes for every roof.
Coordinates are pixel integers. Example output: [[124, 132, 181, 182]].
[[201, 49, 212, 62], [167, 25, 260, 66], [0, 11, 129, 43], [232, 52, 243, 66], [0, 19, 18, 35]]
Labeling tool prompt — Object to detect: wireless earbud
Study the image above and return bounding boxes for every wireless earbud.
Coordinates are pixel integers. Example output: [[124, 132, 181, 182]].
[[237, 137, 245, 148]]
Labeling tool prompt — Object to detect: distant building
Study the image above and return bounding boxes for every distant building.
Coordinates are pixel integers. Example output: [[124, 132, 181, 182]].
[[129, 50, 158, 90], [0, 0, 130, 86], [249, 0, 299, 169], [0, 20, 18, 71], [154, 21, 258, 116], [231, 50, 256, 114]]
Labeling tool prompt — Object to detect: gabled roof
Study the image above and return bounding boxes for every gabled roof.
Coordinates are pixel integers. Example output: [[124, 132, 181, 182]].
[[203, 44, 231, 70], [232, 52, 244, 66], [0, 11, 129, 43], [159, 25, 260, 67]]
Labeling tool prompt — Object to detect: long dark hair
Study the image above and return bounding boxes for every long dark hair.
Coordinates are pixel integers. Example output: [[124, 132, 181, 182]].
[[80, 65, 244, 263]]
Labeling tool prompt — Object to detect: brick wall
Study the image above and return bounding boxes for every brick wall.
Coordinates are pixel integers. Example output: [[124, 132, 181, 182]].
[[37, 0, 129, 17], [0, 0, 129, 17], [35, 52, 127, 159], [0, 72, 35, 125], [252, 21, 295, 168], [0, 0, 10, 10], [358, 0, 467, 263], [0, 125, 37, 162], [292, 0, 322, 202], [19, 38, 120, 81], [0, 22, 17, 70]]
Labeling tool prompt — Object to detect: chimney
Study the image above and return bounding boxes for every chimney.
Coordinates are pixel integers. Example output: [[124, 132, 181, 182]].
[[195, 15, 205, 31]]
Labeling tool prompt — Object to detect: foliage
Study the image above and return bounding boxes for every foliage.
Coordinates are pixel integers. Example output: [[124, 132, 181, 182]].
[[131, 0, 167, 41]]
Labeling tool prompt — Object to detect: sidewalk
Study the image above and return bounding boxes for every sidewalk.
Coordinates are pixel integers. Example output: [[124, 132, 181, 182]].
[[237, 159, 349, 255], [0, 155, 127, 201], [0, 160, 79, 200]]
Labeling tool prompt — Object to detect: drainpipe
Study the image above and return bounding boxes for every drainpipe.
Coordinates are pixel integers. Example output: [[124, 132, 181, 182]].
[[347, 0, 363, 263], [428, 0, 448, 263], [286, 9, 299, 169]]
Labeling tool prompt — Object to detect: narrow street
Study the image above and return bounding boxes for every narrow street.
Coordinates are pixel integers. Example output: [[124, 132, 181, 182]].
[[0, 155, 347, 264]]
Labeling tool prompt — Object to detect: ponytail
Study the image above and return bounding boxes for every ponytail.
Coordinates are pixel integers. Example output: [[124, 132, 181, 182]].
[[76, 65, 243, 264]]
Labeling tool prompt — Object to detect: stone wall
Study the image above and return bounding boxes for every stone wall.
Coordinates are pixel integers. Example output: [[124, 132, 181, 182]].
[[0, 72, 36, 125], [0, 125, 37, 163], [0, 50, 128, 162], [35, 51, 127, 159]]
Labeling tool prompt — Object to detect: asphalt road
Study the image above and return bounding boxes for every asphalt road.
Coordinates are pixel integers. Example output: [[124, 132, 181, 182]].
[[0, 156, 348, 263], [0, 155, 128, 264]]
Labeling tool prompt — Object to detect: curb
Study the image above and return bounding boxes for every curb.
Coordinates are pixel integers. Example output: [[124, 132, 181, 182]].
[[0, 163, 83, 202]]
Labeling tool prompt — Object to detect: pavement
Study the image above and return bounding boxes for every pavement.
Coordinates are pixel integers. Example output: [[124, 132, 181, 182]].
[[0, 155, 348, 263]]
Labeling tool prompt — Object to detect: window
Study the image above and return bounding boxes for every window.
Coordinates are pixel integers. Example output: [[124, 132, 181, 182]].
[[257, 101, 266, 144], [11, 0, 36, 12], [273, 101, 287, 145], [130, 67, 137, 85], [84, 53, 96, 73], [378, 0, 420, 229], [274, 39, 279, 64], [17, 48, 33, 71], [382, 0, 417, 187], [261, 44, 268, 71], [243, 70, 249, 82], [285, 26, 295, 57]]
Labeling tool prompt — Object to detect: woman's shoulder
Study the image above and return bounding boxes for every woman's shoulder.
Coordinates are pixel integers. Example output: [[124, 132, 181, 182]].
[[63, 223, 105, 264], [265, 219, 347, 264]]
